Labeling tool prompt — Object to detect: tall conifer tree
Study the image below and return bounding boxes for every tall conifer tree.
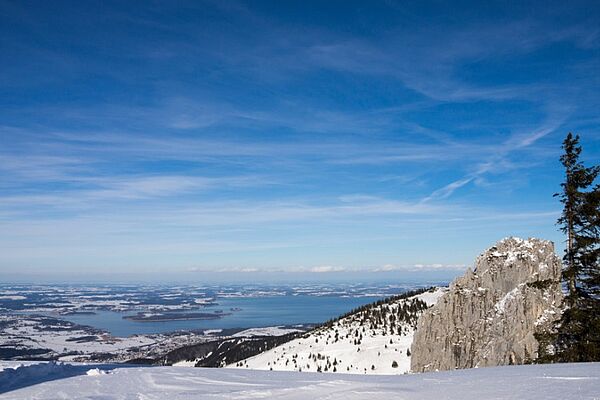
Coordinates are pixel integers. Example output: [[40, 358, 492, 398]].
[[555, 133, 600, 301], [551, 133, 600, 362], [579, 182, 600, 297]]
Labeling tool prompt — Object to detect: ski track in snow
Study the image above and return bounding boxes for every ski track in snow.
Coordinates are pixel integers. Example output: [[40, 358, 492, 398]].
[[0, 361, 598, 399]]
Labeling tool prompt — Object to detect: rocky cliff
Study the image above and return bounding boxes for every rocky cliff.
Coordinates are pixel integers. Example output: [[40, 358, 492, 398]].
[[410, 237, 563, 372]]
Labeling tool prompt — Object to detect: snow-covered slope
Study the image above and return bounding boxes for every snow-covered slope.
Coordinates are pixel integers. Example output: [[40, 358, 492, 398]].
[[229, 287, 446, 374], [1, 361, 598, 399]]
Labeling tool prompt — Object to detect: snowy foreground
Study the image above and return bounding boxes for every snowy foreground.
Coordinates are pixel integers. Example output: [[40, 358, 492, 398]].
[[0, 361, 598, 399]]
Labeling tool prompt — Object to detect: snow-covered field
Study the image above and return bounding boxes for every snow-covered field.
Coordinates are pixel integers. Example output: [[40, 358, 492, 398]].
[[229, 288, 446, 374], [231, 326, 304, 338], [0, 314, 222, 363], [0, 361, 598, 399], [0, 314, 156, 356]]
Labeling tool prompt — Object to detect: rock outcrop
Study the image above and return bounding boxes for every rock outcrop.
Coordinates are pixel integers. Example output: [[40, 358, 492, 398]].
[[410, 237, 563, 372]]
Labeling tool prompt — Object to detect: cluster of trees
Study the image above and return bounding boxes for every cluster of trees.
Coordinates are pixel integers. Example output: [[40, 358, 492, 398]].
[[321, 286, 433, 333], [550, 133, 600, 362], [357, 298, 429, 333]]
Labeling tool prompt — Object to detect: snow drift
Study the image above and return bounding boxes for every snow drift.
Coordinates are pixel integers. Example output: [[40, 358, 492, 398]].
[[0, 361, 598, 399]]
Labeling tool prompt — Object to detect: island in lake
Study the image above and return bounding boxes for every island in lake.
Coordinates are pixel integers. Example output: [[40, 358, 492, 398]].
[[60, 311, 97, 316], [123, 312, 231, 322]]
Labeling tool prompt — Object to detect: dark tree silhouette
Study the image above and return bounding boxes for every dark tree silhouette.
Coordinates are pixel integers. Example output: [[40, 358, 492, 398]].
[[542, 133, 600, 363], [555, 133, 600, 301]]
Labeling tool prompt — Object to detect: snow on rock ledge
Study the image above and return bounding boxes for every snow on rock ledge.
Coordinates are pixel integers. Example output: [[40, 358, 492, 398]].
[[411, 237, 563, 372]]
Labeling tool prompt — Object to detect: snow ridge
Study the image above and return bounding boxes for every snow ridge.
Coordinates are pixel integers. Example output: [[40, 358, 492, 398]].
[[0, 362, 118, 394]]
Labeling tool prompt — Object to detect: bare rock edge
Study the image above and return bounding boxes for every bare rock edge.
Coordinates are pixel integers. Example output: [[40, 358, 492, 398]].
[[411, 237, 563, 372]]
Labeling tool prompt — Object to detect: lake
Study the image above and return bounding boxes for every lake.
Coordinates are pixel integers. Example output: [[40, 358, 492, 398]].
[[58, 294, 385, 337]]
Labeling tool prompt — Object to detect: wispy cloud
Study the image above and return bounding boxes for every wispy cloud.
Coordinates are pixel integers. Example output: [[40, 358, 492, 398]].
[[423, 177, 475, 202], [423, 111, 569, 202], [1, 1, 596, 277]]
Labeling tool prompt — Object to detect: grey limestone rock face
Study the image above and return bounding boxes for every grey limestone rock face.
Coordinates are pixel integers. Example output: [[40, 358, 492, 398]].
[[410, 237, 563, 372]]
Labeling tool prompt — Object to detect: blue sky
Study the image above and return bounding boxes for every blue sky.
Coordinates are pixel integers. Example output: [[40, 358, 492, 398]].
[[1, 0, 599, 282]]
